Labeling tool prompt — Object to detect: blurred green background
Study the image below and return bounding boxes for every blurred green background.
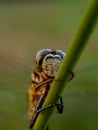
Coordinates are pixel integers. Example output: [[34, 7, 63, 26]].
[[0, 0, 98, 130]]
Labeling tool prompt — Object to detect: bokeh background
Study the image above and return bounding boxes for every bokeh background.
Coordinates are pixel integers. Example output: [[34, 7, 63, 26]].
[[0, 0, 98, 130]]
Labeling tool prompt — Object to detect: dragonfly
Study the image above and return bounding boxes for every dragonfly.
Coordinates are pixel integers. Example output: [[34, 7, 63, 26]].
[[1, 48, 90, 130]]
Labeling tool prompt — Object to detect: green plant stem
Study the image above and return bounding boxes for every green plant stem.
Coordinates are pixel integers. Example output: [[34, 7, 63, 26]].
[[32, 0, 98, 130]]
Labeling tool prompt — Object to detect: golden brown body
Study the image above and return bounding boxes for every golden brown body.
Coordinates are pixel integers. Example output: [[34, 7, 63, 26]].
[[28, 71, 53, 120]]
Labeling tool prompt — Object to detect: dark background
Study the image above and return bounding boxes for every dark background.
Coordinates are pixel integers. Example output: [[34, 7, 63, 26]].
[[0, 0, 98, 130]]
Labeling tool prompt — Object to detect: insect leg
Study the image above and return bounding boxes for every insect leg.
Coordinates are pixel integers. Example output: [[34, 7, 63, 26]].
[[35, 78, 53, 89], [34, 96, 64, 115], [68, 71, 75, 81], [29, 94, 45, 129], [56, 95, 64, 114], [29, 94, 54, 130], [29, 95, 64, 129]]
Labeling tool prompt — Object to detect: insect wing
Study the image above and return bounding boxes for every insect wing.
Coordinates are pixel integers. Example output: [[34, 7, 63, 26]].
[[0, 50, 32, 94]]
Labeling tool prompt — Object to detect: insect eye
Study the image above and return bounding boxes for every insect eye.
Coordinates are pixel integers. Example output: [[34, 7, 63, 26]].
[[35, 49, 51, 66], [34, 49, 65, 72], [56, 50, 65, 59]]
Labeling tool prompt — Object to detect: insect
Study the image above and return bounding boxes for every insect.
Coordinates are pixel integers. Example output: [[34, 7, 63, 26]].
[[28, 49, 74, 130], [0, 49, 74, 130]]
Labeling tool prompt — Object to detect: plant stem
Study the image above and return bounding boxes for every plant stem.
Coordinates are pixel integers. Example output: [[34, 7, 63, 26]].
[[32, 0, 98, 130]]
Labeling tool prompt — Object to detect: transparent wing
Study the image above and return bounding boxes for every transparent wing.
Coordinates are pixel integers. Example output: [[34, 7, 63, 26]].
[[0, 50, 32, 74], [0, 50, 32, 94]]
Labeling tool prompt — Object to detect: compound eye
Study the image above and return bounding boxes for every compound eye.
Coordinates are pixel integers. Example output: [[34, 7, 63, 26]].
[[35, 49, 51, 66], [56, 50, 65, 59]]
